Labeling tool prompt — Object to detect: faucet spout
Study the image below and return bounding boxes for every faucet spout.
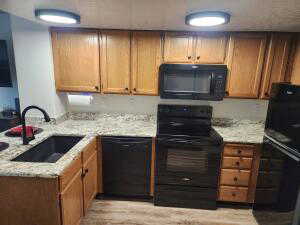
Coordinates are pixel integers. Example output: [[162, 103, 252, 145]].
[[21, 105, 51, 145]]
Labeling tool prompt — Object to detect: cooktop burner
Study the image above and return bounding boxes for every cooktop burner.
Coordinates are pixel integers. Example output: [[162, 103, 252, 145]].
[[0, 142, 9, 151]]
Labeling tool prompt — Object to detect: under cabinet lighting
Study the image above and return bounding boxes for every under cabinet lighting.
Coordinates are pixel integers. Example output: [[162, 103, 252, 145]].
[[185, 11, 230, 27], [35, 9, 80, 24]]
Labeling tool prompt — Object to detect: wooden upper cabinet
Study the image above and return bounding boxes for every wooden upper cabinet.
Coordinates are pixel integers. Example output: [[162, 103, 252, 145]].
[[163, 32, 194, 63], [260, 33, 292, 99], [289, 35, 300, 85], [195, 33, 227, 64], [100, 31, 131, 94], [226, 33, 267, 98], [131, 31, 162, 95], [51, 30, 100, 92]]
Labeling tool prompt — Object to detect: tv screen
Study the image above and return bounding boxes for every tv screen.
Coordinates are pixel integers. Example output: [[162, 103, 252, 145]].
[[0, 40, 12, 87]]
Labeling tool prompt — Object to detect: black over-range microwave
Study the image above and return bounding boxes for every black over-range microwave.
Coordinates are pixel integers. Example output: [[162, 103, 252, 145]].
[[159, 64, 227, 101]]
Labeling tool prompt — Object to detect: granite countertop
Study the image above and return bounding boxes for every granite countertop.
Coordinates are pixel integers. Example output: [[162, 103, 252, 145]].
[[0, 113, 264, 178]]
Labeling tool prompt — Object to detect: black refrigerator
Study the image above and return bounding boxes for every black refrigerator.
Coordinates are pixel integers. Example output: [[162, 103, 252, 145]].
[[253, 83, 300, 225]]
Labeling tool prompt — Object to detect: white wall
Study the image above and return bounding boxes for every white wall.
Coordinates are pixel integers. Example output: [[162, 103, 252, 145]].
[[0, 12, 19, 111], [68, 94, 269, 121], [10, 15, 67, 118]]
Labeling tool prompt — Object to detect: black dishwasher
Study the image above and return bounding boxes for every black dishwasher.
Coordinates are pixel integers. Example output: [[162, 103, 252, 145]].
[[102, 136, 152, 197]]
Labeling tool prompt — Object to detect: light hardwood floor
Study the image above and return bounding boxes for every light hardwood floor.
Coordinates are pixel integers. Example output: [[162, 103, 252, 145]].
[[80, 199, 292, 225]]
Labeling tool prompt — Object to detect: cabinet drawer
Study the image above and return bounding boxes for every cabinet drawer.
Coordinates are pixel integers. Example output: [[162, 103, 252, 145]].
[[218, 186, 248, 202], [60, 155, 82, 191], [155, 185, 217, 209], [222, 157, 252, 170], [223, 144, 254, 157], [220, 169, 251, 187]]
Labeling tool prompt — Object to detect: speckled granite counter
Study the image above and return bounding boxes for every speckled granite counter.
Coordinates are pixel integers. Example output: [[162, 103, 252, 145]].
[[213, 119, 265, 144], [0, 114, 156, 178], [0, 113, 264, 178]]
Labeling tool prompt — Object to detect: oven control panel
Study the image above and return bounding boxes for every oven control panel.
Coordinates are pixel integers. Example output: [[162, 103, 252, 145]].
[[158, 104, 212, 119]]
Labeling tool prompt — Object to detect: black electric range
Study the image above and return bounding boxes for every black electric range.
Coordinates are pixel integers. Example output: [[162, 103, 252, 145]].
[[154, 104, 223, 209]]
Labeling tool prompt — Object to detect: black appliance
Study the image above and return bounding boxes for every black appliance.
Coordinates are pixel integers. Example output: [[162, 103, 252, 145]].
[[0, 40, 12, 87], [159, 64, 227, 101], [154, 104, 223, 209], [253, 83, 300, 225], [102, 136, 152, 197]]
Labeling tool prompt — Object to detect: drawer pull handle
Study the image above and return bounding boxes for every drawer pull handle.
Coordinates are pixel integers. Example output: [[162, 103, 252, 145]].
[[237, 150, 242, 154], [182, 177, 191, 181], [234, 177, 238, 182]]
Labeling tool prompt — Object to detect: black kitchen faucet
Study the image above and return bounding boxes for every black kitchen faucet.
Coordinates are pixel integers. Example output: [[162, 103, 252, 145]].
[[21, 105, 51, 145]]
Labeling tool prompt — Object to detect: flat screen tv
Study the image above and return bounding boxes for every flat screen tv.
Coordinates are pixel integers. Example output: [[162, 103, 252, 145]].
[[0, 40, 12, 87]]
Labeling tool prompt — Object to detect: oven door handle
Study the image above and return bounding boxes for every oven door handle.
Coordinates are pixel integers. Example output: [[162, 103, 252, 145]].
[[157, 138, 200, 145], [265, 135, 300, 162]]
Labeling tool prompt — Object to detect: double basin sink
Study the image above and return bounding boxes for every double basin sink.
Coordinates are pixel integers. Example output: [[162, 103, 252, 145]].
[[12, 135, 84, 163]]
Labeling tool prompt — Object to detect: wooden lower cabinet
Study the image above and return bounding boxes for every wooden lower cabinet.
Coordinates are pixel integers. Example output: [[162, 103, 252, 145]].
[[60, 170, 84, 225], [219, 186, 248, 203], [0, 137, 98, 225], [220, 169, 251, 187], [0, 177, 61, 225], [218, 143, 261, 203], [83, 152, 98, 214]]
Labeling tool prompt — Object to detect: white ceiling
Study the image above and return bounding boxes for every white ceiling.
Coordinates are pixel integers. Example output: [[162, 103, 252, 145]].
[[1, 0, 300, 31]]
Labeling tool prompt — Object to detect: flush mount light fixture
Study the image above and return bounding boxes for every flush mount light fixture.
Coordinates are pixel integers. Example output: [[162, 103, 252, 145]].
[[185, 11, 230, 27], [35, 9, 80, 24]]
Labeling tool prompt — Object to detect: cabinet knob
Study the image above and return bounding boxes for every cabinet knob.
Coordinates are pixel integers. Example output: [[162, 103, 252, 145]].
[[237, 150, 242, 154], [265, 92, 269, 97], [234, 177, 238, 182], [95, 86, 99, 90], [187, 56, 191, 59], [182, 177, 191, 181], [133, 88, 137, 92], [225, 91, 229, 96], [125, 87, 129, 91], [85, 169, 89, 174], [235, 161, 240, 166], [197, 56, 200, 60], [232, 192, 236, 197]]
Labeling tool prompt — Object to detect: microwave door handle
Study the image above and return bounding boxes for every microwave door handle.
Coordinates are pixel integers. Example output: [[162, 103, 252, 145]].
[[210, 72, 215, 94]]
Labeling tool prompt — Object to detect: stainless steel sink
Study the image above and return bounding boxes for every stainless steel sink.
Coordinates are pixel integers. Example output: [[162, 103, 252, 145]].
[[12, 135, 84, 163]]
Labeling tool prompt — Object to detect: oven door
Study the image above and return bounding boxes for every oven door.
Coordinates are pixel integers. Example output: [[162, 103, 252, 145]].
[[155, 137, 222, 188]]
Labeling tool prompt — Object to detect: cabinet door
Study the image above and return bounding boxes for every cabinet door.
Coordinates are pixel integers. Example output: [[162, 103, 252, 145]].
[[226, 33, 267, 98], [100, 31, 131, 94], [131, 31, 162, 95], [163, 32, 194, 63], [83, 152, 98, 214], [60, 170, 83, 225], [289, 35, 300, 85], [260, 33, 292, 99], [51, 30, 100, 92], [195, 33, 227, 64]]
